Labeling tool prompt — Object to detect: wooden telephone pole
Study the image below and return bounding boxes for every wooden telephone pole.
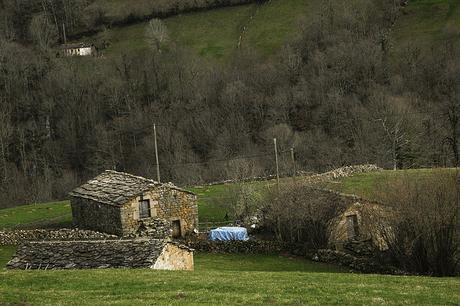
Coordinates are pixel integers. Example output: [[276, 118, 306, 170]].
[[153, 123, 160, 182], [274, 138, 280, 189]]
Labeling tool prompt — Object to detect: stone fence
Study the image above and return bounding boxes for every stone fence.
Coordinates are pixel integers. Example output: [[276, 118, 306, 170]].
[[0, 229, 117, 246], [186, 239, 290, 254], [302, 164, 382, 185], [7, 239, 169, 270], [203, 164, 381, 186], [312, 249, 403, 274]]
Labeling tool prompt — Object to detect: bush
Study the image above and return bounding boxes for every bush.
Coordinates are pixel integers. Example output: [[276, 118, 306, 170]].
[[264, 183, 348, 249], [378, 171, 460, 276]]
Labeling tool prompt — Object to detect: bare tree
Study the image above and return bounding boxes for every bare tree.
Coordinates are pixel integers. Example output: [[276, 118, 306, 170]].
[[145, 18, 169, 52], [29, 13, 58, 50]]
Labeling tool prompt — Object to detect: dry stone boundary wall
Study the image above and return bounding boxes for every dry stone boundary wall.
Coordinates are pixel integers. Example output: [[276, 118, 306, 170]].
[[0, 229, 117, 246]]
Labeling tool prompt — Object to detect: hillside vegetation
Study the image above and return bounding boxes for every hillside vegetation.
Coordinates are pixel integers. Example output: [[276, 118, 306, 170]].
[[392, 0, 460, 51]]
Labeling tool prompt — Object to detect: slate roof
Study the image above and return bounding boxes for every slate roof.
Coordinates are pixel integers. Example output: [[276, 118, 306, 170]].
[[69, 170, 194, 206]]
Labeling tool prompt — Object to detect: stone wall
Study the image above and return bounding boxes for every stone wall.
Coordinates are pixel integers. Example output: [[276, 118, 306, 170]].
[[134, 218, 172, 239], [143, 187, 198, 237], [0, 229, 117, 246], [303, 164, 382, 185], [71, 197, 123, 236], [7, 239, 193, 270], [313, 249, 401, 274], [187, 240, 289, 254]]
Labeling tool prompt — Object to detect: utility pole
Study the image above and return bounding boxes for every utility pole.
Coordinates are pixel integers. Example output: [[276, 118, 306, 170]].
[[153, 123, 160, 182], [62, 23, 67, 44], [274, 138, 280, 189], [290, 147, 296, 178]]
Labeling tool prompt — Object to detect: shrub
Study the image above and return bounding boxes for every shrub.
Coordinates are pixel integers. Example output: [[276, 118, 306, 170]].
[[378, 171, 460, 276], [264, 183, 348, 249]]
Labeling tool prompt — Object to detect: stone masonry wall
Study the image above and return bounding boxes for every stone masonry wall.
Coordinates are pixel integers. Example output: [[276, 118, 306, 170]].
[[133, 218, 172, 239], [155, 187, 198, 236], [71, 197, 123, 236], [7, 239, 168, 270], [127, 187, 198, 237], [0, 229, 117, 246]]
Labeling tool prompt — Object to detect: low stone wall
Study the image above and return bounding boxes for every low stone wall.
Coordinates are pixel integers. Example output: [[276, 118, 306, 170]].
[[7, 239, 167, 270], [313, 249, 402, 274], [134, 218, 172, 239], [0, 229, 117, 246], [187, 240, 290, 254], [303, 164, 382, 185]]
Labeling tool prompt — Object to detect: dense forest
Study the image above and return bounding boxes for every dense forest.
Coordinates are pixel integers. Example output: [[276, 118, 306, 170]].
[[0, 0, 458, 207]]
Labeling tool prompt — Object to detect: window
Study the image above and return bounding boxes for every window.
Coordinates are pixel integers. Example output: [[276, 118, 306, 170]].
[[139, 199, 151, 219]]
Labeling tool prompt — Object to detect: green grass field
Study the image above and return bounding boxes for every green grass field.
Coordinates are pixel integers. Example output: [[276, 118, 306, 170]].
[[325, 168, 459, 200], [0, 201, 71, 230], [1, 252, 459, 305]]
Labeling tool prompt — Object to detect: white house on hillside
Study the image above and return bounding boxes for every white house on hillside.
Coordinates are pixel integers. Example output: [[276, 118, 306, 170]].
[[61, 43, 96, 57]]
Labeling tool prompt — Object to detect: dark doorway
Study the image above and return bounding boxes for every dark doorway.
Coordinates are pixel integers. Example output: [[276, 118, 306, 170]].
[[172, 220, 182, 238]]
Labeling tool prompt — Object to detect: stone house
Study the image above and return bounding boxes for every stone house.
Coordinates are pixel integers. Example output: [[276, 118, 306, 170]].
[[61, 43, 96, 56], [7, 239, 194, 270], [69, 170, 198, 237]]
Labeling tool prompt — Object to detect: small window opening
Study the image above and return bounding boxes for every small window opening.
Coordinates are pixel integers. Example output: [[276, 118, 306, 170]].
[[139, 198, 151, 219]]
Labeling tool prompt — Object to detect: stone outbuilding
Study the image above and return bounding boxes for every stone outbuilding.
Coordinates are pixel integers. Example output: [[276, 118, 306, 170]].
[[7, 239, 194, 270], [69, 170, 198, 237]]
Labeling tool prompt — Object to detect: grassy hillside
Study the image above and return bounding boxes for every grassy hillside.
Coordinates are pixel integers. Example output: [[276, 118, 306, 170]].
[[0, 201, 71, 230], [86, 0, 314, 58], [325, 168, 458, 200], [1, 253, 459, 305], [391, 0, 460, 51]]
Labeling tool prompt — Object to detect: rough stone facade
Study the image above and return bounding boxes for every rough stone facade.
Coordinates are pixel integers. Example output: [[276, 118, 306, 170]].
[[71, 198, 123, 235], [0, 229, 117, 246], [69, 170, 198, 237], [7, 239, 194, 270]]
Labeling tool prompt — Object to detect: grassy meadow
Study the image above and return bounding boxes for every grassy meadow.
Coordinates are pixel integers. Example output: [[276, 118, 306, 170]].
[[1, 253, 459, 305]]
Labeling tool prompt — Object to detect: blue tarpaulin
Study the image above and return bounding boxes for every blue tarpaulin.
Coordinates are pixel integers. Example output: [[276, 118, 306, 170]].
[[209, 227, 249, 241]]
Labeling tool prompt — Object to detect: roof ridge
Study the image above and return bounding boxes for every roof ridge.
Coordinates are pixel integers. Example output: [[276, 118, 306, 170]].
[[104, 170, 161, 185]]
